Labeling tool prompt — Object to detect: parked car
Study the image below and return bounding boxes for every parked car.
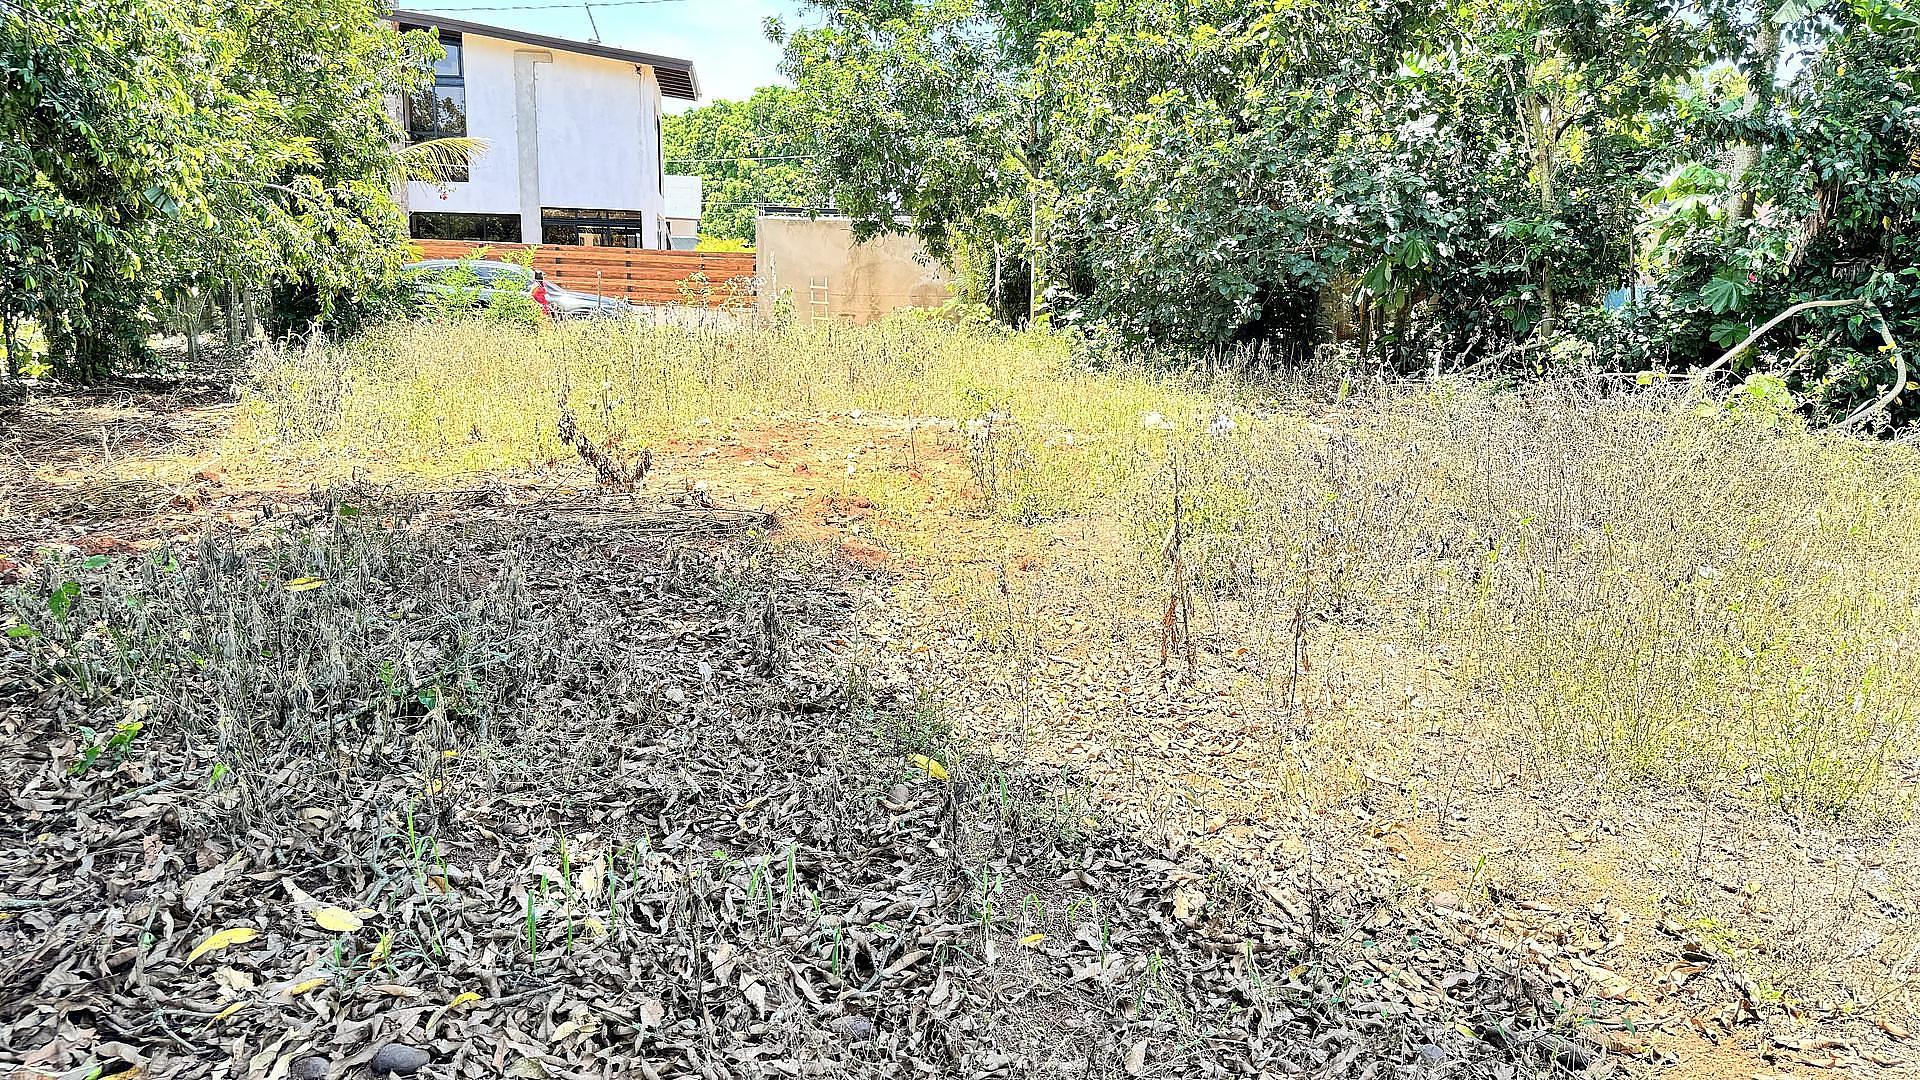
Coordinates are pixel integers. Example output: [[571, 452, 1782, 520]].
[[545, 279, 638, 319], [400, 259, 636, 320]]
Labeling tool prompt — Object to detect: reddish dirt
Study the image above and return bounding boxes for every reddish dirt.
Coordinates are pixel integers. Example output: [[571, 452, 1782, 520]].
[[652, 415, 1046, 577], [657, 431, 1909, 1080]]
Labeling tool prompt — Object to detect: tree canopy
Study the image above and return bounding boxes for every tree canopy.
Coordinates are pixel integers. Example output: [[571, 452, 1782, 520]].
[[661, 86, 831, 244], [7, 0, 1914, 428], [785, 0, 1919, 423], [1, 0, 438, 377]]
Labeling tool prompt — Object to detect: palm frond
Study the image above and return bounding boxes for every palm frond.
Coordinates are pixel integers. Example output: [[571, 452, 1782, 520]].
[[397, 136, 491, 190]]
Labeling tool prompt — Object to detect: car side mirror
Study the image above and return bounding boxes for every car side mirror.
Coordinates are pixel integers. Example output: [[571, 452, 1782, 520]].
[[533, 270, 546, 281]]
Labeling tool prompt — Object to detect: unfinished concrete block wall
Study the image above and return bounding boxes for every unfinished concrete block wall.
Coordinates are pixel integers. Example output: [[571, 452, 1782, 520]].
[[754, 215, 953, 324]]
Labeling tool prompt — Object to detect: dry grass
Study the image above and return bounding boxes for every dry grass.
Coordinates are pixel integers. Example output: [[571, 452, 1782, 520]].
[[1153, 383, 1920, 818], [232, 318, 1920, 818], [233, 318, 1207, 497], [10, 317, 1914, 1071]]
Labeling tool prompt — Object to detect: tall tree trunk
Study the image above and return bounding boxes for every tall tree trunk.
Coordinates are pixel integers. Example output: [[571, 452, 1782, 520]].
[[991, 240, 1003, 322], [1539, 102, 1559, 335], [1524, 90, 1561, 337], [1729, 21, 1782, 223], [1024, 117, 1045, 326], [226, 286, 244, 350], [2, 305, 16, 379], [1028, 184, 1043, 324], [185, 296, 201, 370], [1393, 303, 1413, 375]]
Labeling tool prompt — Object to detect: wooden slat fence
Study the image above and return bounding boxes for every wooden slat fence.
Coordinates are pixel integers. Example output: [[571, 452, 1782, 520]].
[[409, 240, 757, 307]]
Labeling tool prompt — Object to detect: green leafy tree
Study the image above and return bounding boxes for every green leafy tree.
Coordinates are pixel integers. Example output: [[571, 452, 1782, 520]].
[[3, 0, 205, 376], [781, 0, 1099, 320], [782, 0, 1912, 413], [1038, 0, 1699, 364], [1, 0, 439, 378], [1638, 0, 1918, 422], [661, 86, 829, 244]]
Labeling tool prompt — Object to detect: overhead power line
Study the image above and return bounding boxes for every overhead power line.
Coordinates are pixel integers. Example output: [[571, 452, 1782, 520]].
[[665, 154, 820, 164], [696, 202, 839, 214]]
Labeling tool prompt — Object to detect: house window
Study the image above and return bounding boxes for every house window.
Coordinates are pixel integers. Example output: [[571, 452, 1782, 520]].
[[542, 207, 650, 248], [410, 212, 522, 243], [405, 29, 468, 182]]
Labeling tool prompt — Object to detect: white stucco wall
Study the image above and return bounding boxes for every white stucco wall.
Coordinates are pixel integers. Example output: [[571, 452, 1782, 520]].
[[404, 34, 668, 245], [664, 174, 702, 221], [536, 52, 662, 215], [406, 34, 519, 215], [663, 174, 701, 245]]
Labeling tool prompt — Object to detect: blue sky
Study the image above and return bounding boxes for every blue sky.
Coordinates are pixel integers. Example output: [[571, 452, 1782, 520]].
[[400, 0, 817, 110]]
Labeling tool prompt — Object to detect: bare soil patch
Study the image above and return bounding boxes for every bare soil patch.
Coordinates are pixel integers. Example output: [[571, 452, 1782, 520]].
[[624, 403, 1920, 1077], [859, 496, 1920, 1079], [0, 378, 285, 557]]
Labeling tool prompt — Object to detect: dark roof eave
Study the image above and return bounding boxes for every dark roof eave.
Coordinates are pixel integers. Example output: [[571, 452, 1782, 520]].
[[390, 8, 699, 99]]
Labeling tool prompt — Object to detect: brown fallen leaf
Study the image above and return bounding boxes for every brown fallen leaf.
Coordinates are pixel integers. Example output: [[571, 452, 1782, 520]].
[[881, 949, 928, 976], [181, 859, 235, 912], [1592, 1029, 1648, 1056], [214, 966, 255, 994]]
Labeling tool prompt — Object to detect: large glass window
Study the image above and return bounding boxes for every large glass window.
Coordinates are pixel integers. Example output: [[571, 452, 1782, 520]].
[[409, 212, 522, 243], [405, 29, 468, 182], [542, 207, 650, 248]]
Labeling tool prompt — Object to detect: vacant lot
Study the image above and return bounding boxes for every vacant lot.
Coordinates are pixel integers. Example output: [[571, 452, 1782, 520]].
[[5, 319, 1917, 1078]]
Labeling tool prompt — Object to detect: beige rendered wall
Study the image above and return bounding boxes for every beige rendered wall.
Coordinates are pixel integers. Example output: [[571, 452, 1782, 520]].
[[754, 215, 952, 324]]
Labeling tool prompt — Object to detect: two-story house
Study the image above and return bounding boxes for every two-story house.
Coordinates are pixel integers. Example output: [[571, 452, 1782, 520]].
[[393, 9, 700, 249]]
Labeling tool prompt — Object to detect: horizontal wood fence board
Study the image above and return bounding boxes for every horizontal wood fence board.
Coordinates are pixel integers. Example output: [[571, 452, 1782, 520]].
[[543, 269, 755, 283], [408, 240, 755, 307], [410, 240, 752, 269], [543, 248, 751, 266]]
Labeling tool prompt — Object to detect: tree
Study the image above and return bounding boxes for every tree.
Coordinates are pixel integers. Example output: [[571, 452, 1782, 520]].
[[781, 0, 1912, 418], [3, 0, 201, 376], [661, 86, 829, 244], [1639, 0, 1918, 422], [781, 0, 1099, 320], [1036, 0, 1698, 365], [0, 0, 439, 378]]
